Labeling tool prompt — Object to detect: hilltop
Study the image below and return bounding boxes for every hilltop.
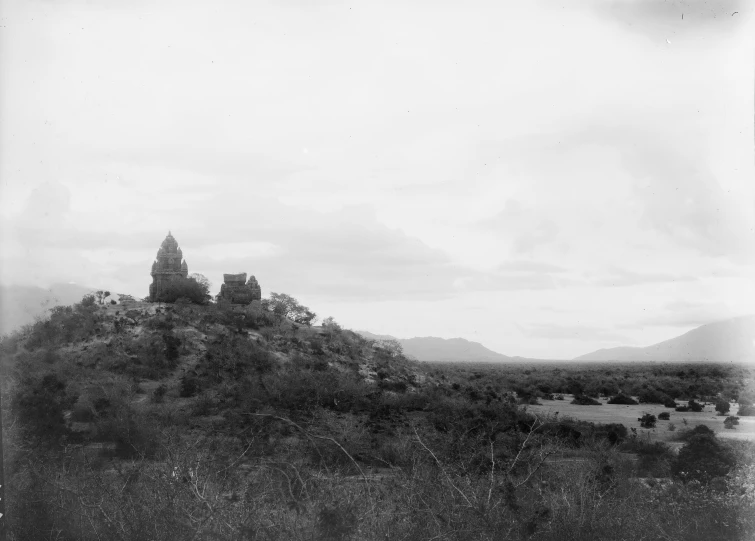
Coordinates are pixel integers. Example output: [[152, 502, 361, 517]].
[[575, 315, 755, 363], [2, 296, 427, 422]]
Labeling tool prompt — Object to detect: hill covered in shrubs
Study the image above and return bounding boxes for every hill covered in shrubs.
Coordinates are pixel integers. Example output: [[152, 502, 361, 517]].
[[1, 294, 755, 541]]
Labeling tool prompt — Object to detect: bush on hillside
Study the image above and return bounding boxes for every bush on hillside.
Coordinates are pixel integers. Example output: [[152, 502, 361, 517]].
[[514, 385, 541, 404], [13, 373, 78, 442], [639, 414, 657, 428], [94, 408, 162, 459], [638, 388, 673, 405], [658, 412, 670, 420], [189, 273, 211, 296], [152, 277, 210, 304], [180, 373, 201, 397], [671, 430, 735, 484], [202, 335, 275, 383], [25, 298, 102, 349], [663, 397, 677, 408], [607, 393, 637, 405], [262, 293, 317, 326], [738, 404, 755, 416], [322, 316, 342, 331], [116, 333, 181, 379], [571, 394, 601, 405], [715, 399, 731, 415], [259, 369, 370, 414], [143, 312, 176, 332], [676, 424, 714, 442], [688, 399, 704, 412], [626, 440, 674, 477], [619, 422, 676, 474], [593, 422, 628, 445], [163, 333, 181, 362], [152, 384, 168, 403], [539, 421, 582, 447], [378, 379, 408, 393]]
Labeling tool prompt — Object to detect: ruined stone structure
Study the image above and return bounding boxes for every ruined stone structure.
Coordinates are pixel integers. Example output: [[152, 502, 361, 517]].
[[148, 232, 263, 304], [149, 232, 188, 300], [218, 273, 262, 304]]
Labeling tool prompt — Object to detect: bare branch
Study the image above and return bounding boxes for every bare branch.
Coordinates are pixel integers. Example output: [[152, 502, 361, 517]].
[[413, 427, 474, 509], [508, 415, 542, 475], [245, 413, 371, 497], [487, 440, 495, 506]]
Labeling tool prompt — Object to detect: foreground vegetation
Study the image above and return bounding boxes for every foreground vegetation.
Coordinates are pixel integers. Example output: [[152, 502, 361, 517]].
[[1, 294, 754, 540]]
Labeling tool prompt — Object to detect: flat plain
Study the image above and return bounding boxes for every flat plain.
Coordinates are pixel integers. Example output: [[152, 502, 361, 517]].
[[529, 395, 755, 447]]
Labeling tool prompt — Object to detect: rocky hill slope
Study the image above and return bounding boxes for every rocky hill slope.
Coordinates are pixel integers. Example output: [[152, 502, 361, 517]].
[[1, 294, 550, 540], [2, 297, 426, 425], [0, 295, 451, 538]]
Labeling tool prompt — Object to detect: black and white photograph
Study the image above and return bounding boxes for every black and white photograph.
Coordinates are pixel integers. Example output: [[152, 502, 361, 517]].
[[0, 0, 754, 539]]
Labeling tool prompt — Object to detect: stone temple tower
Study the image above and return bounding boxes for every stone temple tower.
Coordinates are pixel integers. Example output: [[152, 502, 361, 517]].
[[149, 231, 188, 300]]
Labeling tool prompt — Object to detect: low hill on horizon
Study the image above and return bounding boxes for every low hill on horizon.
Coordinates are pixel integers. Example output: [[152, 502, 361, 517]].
[[357, 330, 514, 362], [575, 315, 755, 363]]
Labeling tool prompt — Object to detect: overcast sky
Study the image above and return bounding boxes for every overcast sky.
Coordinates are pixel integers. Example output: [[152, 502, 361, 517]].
[[1, 0, 753, 359]]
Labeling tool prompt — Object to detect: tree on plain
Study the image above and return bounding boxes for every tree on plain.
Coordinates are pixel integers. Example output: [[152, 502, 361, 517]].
[[715, 399, 731, 416]]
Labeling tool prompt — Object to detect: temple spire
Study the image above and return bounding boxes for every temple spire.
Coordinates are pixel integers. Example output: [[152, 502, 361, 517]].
[[149, 231, 188, 300]]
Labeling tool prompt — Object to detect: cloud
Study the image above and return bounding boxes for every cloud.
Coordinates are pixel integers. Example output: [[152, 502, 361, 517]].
[[477, 199, 562, 255], [574, 0, 749, 41], [3, 183, 470, 301], [463, 272, 559, 292], [13, 180, 72, 230], [3, 179, 592, 302], [491, 125, 755, 263], [593, 267, 698, 287], [523, 322, 638, 344], [180, 197, 582, 301], [620, 146, 755, 262], [497, 260, 569, 273], [627, 299, 750, 328]]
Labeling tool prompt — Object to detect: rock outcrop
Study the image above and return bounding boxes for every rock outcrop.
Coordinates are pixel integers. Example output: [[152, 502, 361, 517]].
[[147, 232, 263, 305]]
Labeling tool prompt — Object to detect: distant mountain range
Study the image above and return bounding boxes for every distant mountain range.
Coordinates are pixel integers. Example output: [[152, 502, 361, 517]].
[[0, 283, 95, 336], [574, 315, 755, 363], [357, 331, 514, 362], [362, 316, 755, 364]]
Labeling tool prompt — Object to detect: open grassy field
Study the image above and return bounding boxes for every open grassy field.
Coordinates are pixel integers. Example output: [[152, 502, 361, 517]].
[[529, 395, 755, 448]]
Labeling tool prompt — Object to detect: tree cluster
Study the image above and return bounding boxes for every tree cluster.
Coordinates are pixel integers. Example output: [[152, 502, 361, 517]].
[[152, 276, 211, 304], [671, 427, 735, 484], [262, 292, 317, 326]]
